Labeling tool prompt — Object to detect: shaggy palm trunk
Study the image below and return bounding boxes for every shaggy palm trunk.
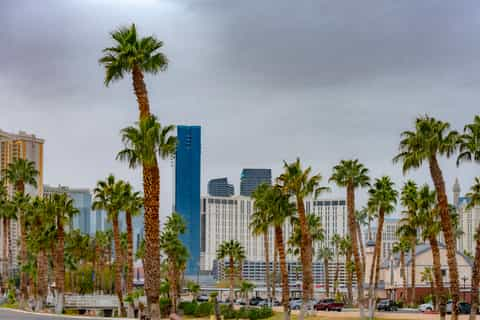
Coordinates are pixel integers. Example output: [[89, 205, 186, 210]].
[[112, 213, 126, 317], [229, 256, 234, 306], [295, 198, 313, 320], [263, 231, 271, 304], [142, 163, 161, 319], [334, 251, 340, 296], [272, 242, 277, 303], [19, 212, 28, 308], [2, 218, 8, 291], [374, 211, 385, 290], [357, 222, 366, 274], [126, 211, 135, 318], [347, 184, 365, 317], [400, 251, 406, 301], [324, 258, 330, 298], [430, 235, 446, 320], [346, 251, 353, 305], [55, 218, 65, 314], [410, 241, 416, 305], [469, 223, 480, 320], [368, 208, 384, 319], [429, 156, 459, 320], [132, 65, 151, 119], [168, 259, 178, 314], [275, 226, 290, 320], [36, 249, 48, 311]]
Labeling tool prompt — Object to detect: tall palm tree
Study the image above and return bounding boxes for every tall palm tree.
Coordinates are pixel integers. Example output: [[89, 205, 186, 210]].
[[331, 234, 342, 296], [3, 159, 38, 307], [339, 236, 353, 304], [0, 183, 14, 289], [465, 177, 480, 320], [51, 193, 79, 314], [457, 115, 480, 166], [92, 175, 127, 317], [277, 158, 328, 318], [355, 208, 370, 274], [269, 185, 295, 320], [117, 116, 176, 318], [216, 240, 245, 306], [330, 159, 370, 315], [251, 184, 273, 304], [288, 214, 324, 259], [393, 115, 460, 319], [392, 238, 410, 303], [397, 181, 420, 305], [120, 183, 143, 318], [317, 246, 333, 298], [417, 184, 446, 320]]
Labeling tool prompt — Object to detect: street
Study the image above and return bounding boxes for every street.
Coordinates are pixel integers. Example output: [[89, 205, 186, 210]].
[[0, 308, 104, 320]]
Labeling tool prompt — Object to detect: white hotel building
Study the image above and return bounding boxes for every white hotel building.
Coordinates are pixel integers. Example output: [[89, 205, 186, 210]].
[[200, 195, 350, 287]]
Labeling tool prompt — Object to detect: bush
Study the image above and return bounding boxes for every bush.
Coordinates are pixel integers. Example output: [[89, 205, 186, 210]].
[[237, 307, 250, 319], [220, 305, 236, 319], [257, 307, 273, 319], [194, 302, 213, 317], [159, 297, 172, 317], [247, 308, 260, 320], [182, 301, 198, 315]]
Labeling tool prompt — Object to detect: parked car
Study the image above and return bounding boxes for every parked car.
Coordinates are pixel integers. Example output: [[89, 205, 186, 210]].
[[314, 298, 344, 312], [446, 301, 471, 314], [289, 299, 303, 310], [249, 296, 265, 306], [196, 294, 209, 302], [419, 302, 434, 312], [376, 299, 398, 312], [236, 298, 247, 305]]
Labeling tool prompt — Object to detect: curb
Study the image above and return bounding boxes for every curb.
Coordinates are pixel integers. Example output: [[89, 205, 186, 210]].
[[0, 307, 135, 319]]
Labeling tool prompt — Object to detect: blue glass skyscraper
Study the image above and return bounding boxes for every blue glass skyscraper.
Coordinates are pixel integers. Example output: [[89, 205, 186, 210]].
[[175, 125, 201, 275]]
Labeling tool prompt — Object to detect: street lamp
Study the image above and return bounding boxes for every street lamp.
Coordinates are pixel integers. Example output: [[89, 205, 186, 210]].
[[461, 276, 468, 302]]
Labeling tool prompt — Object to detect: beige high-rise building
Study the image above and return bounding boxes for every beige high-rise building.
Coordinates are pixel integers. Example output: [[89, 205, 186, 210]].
[[0, 129, 44, 272]]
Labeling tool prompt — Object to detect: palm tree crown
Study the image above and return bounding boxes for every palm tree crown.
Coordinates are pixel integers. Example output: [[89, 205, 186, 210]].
[[466, 177, 480, 209], [277, 158, 329, 198], [457, 115, 480, 166], [2, 159, 38, 192], [367, 176, 398, 214], [329, 159, 370, 188]]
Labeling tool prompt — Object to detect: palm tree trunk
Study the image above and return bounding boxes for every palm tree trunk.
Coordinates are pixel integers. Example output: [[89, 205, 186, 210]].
[[400, 251, 406, 302], [168, 259, 177, 314], [357, 222, 366, 275], [346, 250, 353, 305], [36, 249, 48, 311], [295, 198, 313, 320], [275, 226, 290, 320], [429, 235, 446, 320], [132, 64, 151, 120], [429, 156, 459, 320], [263, 231, 271, 304], [334, 251, 339, 296], [142, 163, 161, 319], [469, 223, 480, 320], [19, 212, 28, 308], [410, 241, 416, 305], [324, 258, 330, 298], [272, 241, 277, 304], [125, 211, 135, 318], [229, 256, 234, 306], [374, 210, 385, 290], [347, 184, 365, 316], [112, 213, 126, 317], [2, 218, 8, 291], [55, 220, 65, 314]]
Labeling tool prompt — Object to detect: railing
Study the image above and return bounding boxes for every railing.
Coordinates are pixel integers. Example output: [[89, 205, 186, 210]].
[[64, 295, 119, 309]]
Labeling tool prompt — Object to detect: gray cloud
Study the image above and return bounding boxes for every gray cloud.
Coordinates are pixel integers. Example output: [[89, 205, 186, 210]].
[[1, 0, 479, 217]]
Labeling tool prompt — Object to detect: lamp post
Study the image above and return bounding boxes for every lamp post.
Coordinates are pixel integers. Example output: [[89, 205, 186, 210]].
[[462, 276, 468, 302]]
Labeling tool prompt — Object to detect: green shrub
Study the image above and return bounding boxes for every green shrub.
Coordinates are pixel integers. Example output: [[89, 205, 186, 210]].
[[237, 307, 250, 319], [257, 307, 273, 319], [194, 302, 213, 317], [220, 305, 236, 319], [247, 308, 260, 320], [182, 301, 198, 315], [159, 297, 171, 317]]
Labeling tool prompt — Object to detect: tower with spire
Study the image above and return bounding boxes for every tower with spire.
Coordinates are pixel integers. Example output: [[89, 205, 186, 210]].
[[453, 178, 461, 208]]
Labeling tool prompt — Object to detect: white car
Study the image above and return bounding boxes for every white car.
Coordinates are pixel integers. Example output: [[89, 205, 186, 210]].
[[419, 302, 434, 312]]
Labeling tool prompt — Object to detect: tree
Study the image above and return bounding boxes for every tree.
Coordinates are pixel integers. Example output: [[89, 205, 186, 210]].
[[216, 240, 245, 306], [2, 159, 38, 307], [330, 159, 370, 316], [420, 267, 435, 308], [394, 115, 460, 319], [0, 183, 15, 290], [397, 180, 420, 305], [240, 281, 255, 301], [251, 184, 273, 304], [92, 175, 127, 317], [417, 184, 446, 320], [392, 239, 410, 304], [317, 246, 333, 298], [465, 177, 480, 320], [187, 281, 200, 301], [331, 234, 342, 297], [457, 115, 480, 166], [277, 158, 328, 319], [339, 236, 353, 304], [117, 115, 176, 319]]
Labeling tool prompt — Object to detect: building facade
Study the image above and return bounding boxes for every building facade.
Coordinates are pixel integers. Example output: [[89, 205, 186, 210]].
[[240, 169, 271, 197], [175, 125, 201, 275], [208, 177, 234, 197], [201, 195, 349, 286], [44, 185, 91, 235], [0, 129, 44, 272]]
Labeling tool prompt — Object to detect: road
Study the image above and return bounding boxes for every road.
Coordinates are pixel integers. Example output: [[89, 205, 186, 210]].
[[0, 308, 103, 319]]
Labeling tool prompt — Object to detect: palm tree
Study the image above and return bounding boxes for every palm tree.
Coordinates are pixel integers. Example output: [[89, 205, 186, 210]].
[[457, 115, 480, 166], [331, 234, 342, 296], [251, 184, 272, 304], [355, 208, 370, 274], [117, 116, 176, 318], [392, 238, 410, 304], [417, 184, 446, 320], [92, 175, 127, 317], [240, 281, 255, 301], [277, 158, 328, 318], [120, 183, 143, 318], [51, 193, 78, 314], [339, 236, 353, 304], [3, 159, 38, 307], [317, 246, 333, 298], [187, 281, 200, 301], [216, 240, 245, 306], [330, 159, 370, 315], [465, 177, 480, 320], [0, 183, 14, 289], [420, 267, 435, 309], [393, 115, 460, 319], [288, 214, 324, 259], [397, 181, 420, 305]]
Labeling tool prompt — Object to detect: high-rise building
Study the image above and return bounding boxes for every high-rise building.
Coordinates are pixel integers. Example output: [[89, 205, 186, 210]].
[[0, 129, 44, 272], [201, 195, 349, 286], [207, 177, 234, 197], [240, 168, 272, 196], [175, 125, 201, 275], [455, 179, 480, 255], [44, 185, 91, 235]]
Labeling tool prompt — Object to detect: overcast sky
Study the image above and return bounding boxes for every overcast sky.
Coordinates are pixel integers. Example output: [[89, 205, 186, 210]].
[[1, 0, 479, 218]]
